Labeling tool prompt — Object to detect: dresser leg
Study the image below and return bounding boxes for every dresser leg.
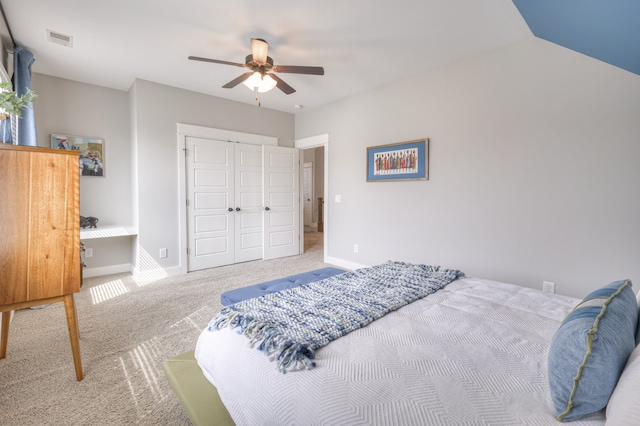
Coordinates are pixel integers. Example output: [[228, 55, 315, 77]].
[[1, 310, 10, 359], [63, 294, 83, 381]]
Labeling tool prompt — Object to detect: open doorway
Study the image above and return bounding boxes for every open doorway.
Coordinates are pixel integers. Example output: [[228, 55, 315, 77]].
[[303, 162, 314, 229], [302, 147, 324, 253], [296, 134, 328, 261]]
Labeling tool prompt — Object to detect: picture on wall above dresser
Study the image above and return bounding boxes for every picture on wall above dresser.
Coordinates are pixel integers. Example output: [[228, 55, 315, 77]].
[[51, 133, 104, 176]]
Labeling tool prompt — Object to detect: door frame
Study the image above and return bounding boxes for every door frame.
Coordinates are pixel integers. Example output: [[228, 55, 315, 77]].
[[295, 133, 329, 262], [177, 123, 278, 275]]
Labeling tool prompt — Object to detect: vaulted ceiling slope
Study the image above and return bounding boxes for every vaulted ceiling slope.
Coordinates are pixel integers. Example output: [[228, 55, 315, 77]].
[[513, 0, 640, 77], [0, 1, 637, 113]]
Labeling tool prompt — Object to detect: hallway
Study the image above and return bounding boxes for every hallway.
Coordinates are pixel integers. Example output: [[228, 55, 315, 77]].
[[304, 225, 323, 254]]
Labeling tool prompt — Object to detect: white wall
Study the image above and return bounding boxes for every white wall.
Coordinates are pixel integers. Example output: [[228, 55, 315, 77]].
[[31, 75, 295, 277], [295, 38, 640, 298], [31, 74, 133, 272], [29, 37, 640, 297], [130, 79, 295, 275]]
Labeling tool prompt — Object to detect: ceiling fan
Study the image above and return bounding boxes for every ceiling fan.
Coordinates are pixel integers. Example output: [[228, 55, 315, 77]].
[[188, 38, 324, 96]]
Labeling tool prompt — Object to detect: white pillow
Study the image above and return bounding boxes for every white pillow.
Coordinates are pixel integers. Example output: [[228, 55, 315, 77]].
[[606, 344, 640, 425]]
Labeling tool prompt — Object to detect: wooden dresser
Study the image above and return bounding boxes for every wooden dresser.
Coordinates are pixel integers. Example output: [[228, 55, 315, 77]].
[[0, 143, 83, 381]]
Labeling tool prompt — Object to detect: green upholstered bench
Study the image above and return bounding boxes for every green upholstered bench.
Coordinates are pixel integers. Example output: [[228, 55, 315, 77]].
[[163, 350, 234, 426]]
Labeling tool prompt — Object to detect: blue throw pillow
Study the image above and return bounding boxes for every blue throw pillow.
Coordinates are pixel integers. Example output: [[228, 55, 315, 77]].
[[548, 279, 638, 422]]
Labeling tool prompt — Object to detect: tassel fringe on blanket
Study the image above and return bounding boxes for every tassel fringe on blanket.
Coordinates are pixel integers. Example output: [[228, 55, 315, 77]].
[[208, 261, 465, 373]]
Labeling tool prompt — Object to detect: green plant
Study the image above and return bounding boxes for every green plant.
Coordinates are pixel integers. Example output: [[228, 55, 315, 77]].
[[0, 81, 37, 120]]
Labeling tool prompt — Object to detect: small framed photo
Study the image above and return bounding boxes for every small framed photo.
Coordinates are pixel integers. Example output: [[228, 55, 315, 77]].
[[51, 133, 104, 176], [367, 138, 428, 182]]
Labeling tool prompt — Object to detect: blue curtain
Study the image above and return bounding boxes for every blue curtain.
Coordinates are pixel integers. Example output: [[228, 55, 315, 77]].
[[13, 45, 37, 147]]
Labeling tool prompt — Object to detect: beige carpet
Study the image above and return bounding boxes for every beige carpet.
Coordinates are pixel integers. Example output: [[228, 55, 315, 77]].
[[0, 231, 328, 425]]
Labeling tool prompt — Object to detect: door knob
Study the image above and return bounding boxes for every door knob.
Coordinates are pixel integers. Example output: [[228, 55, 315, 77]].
[[228, 208, 233, 212], [236, 207, 241, 211], [265, 207, 270, 211]]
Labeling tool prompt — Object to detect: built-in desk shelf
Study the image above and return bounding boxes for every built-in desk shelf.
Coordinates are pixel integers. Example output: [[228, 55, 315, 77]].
[[80, 225, 138, 240]]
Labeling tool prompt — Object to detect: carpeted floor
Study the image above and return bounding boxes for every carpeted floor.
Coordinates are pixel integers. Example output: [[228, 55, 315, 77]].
[[0, 230, 327, 425]]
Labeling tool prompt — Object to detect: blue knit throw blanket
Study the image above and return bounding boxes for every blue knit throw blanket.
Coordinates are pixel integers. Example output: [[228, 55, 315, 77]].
[[208, 261, 465, 373]]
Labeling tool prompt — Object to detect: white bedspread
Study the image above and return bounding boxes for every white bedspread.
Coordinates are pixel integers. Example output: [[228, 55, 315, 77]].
[[195, 277, 606, 425]]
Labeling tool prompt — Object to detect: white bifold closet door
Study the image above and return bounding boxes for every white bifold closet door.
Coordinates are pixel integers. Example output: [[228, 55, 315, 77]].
[[263, 145, 300, 260], [234, 143, 264, 263], [186, 137, 298, 271]]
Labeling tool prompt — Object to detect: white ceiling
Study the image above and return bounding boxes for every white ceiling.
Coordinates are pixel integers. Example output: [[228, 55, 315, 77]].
[[3, 0, 531, 113]]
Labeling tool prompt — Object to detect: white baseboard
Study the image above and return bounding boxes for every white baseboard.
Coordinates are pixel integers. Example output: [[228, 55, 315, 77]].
[[83, 263, 183, 281], [82, 263, 132, 278], [325, 256, 369, 271], [162, 265, 183, 277], [130, 264, 183, 285]]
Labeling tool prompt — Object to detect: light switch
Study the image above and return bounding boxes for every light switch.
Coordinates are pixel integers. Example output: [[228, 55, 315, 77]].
[[335, 194, 341, 203]]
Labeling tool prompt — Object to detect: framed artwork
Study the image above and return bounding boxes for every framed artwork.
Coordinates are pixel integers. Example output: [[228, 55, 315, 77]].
[[51, 133, 104, 176], [367, 138, 429, 182]]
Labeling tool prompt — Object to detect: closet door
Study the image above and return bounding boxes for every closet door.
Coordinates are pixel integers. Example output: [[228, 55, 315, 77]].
[[234, 143, 263, 263], [185, 138, 298, 270], [263, 145, 300, 260], [186, 137, 234, 271]]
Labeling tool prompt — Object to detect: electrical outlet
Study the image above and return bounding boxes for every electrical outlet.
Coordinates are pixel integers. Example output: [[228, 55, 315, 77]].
[[543, 281, 555, 294], [159, 248, 167, 259], [353, 244, 359, 253], [85, 248, 93, 258]]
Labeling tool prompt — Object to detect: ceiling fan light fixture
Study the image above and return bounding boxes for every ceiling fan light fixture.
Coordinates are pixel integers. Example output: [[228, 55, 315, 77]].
[[243, 72, 277, 93], [189, 38, 323, 96]]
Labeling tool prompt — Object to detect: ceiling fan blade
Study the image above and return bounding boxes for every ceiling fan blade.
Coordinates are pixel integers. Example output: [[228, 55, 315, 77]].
[[222, 72, 254, 88], [272, 65, 325, 75], [251, 38, 269, 64], [269, 73, 296, 95], [188, 56, 248, 68]]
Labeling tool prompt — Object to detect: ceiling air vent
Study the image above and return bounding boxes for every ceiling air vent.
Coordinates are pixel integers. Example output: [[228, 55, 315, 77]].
[[47, 30, 73, 47]]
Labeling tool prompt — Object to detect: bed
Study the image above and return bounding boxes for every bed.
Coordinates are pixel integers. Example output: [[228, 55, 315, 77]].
[[169, 262, 640, 425]]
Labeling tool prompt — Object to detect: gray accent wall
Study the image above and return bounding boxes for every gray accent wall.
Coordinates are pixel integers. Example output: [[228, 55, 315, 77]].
[[295, 38, 640, 298]]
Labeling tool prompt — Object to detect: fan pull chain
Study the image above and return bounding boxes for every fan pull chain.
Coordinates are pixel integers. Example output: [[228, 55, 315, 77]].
[[254, 87, 261, 107]]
